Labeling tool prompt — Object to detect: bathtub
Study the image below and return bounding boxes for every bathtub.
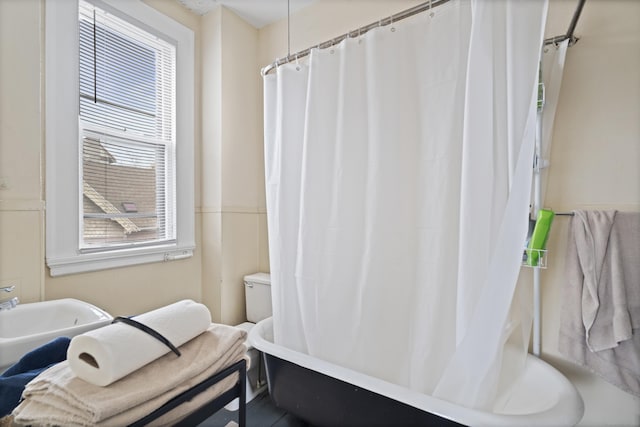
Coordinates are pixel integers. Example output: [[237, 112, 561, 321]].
[[249, 317, 584, 426]]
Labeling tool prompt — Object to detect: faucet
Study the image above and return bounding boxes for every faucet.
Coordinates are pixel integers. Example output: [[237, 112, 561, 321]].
[[0, 285, 19, 311]]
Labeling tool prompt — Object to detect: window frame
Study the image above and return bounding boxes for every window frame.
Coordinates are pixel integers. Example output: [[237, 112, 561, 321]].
[[45, 0, 195, 277]]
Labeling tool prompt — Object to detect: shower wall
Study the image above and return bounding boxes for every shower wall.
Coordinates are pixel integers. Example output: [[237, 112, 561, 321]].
[[542, 1, 640, 425]]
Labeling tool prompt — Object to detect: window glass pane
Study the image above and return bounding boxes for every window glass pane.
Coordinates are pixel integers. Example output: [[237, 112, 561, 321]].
[[82, 134, 169, 248], [79, 0, 175, 140]]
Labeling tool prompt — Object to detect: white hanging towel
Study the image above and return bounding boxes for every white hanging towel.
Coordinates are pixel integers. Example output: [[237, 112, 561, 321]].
[[67, 299, 212, 386]]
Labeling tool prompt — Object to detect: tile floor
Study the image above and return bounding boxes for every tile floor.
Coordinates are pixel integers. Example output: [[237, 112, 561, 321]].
[[199, 391, 308, 427]]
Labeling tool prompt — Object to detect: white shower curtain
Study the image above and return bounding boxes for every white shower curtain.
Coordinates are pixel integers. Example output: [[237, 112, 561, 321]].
[[264, 0, 548, 410]]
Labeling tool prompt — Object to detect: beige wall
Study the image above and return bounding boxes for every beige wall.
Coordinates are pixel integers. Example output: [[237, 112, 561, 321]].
[[200, 6, 268, 325], [0, 0, 45, 305]]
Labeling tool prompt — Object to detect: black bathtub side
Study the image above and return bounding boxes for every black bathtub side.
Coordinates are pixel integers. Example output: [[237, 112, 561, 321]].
[[262, 353, 466, 427]]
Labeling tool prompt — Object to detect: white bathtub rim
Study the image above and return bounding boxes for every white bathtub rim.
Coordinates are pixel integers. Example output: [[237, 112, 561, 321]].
[[249, 317, 584, 427]]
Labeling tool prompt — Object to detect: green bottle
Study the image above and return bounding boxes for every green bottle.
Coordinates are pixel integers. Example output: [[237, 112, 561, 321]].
[[526, 209, 555, 267]]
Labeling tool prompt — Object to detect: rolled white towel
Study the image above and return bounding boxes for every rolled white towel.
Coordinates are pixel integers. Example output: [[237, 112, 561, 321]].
[[67, 299, 211, 386]]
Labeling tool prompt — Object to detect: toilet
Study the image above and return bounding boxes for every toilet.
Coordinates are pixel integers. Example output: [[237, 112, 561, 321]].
[[225, 272, 272, 410]]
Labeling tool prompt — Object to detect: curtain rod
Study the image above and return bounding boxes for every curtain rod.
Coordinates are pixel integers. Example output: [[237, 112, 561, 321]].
[[262, 0, 586, 76], [544, 0, 586, 46], [261, 0, 451, 76]]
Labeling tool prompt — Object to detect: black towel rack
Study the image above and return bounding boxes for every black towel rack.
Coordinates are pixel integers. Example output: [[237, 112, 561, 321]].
[[128, 358, 247, 427]]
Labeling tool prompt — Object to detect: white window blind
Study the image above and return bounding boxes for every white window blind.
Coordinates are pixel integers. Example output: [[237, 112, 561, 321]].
[[78, 0, 176, 250]]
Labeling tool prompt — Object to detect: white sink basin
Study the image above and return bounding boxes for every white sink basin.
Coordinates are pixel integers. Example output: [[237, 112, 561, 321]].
[[0, 298, 112, 372]]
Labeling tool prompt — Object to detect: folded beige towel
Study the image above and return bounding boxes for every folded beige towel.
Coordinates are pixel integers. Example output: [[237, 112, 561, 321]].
[[13, 323, 247, 427]]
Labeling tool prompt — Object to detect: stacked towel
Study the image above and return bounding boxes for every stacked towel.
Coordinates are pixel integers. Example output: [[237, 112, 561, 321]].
[[0, 337, 70, 417], [559, 210, 640, 397], [13, 323, 247, 427], [67, 299, 212, 386]]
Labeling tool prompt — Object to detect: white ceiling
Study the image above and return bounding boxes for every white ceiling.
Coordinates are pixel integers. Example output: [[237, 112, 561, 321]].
[[176, 0, 316, 29]]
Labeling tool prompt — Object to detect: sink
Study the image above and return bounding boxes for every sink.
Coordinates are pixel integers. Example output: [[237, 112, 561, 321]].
[[0, 298, 112, 373]]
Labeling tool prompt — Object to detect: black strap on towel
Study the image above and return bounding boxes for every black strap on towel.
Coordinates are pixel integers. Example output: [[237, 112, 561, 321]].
[[112, 316, 181, 357]]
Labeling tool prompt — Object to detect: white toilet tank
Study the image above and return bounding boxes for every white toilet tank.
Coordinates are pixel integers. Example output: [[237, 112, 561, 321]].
[[244, 272, 271, 323]]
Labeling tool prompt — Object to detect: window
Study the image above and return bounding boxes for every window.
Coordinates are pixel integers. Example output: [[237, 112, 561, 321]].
[[79, 0, 176, 250], [45, 0, 194, 276]]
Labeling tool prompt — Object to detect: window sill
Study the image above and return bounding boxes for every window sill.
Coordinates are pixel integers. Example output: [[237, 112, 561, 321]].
[[47, 245, 194, 277]]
